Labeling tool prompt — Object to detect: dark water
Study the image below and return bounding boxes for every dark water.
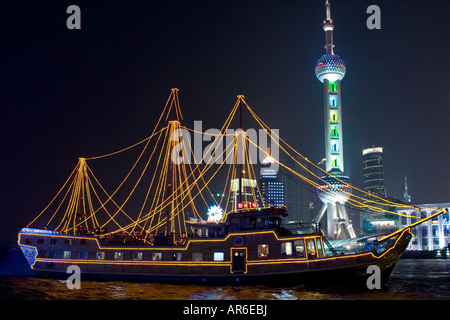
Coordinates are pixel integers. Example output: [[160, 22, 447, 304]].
[[1, 246, 449, 300]]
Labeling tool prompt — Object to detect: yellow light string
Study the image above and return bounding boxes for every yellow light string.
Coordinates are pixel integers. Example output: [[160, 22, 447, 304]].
[[27, 162, 79, 228], [243, 119, 421, 219], [86, 164, 139, 227], [242, 99, 417, 211], [84, 171, 134, 236], [44, 175, 77, 228]]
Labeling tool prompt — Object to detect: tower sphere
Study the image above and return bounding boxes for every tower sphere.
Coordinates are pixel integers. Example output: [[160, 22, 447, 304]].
[[316, 169, 352, 204], [315, 54, 346, 83]]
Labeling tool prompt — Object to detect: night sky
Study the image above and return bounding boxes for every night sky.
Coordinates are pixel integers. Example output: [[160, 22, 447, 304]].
[[2, 0, 449, 244]]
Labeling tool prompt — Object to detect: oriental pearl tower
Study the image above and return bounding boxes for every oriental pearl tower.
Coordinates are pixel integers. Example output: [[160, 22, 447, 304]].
[[314, 0, 356, 240]]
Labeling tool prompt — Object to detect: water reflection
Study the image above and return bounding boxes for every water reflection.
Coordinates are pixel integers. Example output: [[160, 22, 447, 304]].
[[1, 259, 449, 300]]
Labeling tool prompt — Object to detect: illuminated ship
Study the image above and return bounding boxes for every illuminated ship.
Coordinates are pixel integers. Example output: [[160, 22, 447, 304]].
[[17, 90, 446, 286]]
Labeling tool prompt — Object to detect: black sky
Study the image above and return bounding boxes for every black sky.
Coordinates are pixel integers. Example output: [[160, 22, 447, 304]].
[[2, 0, 450, 243]]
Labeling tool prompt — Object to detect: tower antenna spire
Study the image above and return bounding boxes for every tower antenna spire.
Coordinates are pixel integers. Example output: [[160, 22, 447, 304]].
[[325, 0, 332, 21], [323, 0, 335, 54]]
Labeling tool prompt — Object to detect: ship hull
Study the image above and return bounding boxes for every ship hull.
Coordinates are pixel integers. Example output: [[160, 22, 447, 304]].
[[18, 227, 411, 286]]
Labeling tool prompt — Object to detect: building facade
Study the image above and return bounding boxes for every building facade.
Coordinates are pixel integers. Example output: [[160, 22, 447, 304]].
[[362, 147, 386, 197], [397, 204, 450, 251]]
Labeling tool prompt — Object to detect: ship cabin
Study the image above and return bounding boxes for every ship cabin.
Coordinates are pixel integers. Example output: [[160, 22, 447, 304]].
[[188, 205, 307, 239]]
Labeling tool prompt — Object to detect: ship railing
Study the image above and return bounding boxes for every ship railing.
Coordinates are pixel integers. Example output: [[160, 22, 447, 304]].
[[98, 231, 190, 247]]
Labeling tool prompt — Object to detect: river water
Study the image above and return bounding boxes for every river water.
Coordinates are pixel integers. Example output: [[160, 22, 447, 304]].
[[1, 258, 449, 300]]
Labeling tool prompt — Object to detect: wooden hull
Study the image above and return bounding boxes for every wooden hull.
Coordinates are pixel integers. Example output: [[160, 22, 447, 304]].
[[18, 227, 411, 286]]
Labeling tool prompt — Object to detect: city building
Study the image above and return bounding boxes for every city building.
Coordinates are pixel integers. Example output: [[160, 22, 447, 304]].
[[257, 144, 285, 208], [362, 147, 386, 197], [314, 0, 355, 239], [403, 176, 412, 203], [398, 204, 450, 251]]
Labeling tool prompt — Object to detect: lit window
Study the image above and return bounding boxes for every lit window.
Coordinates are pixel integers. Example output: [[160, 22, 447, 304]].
[[258, 244, 269, 258], [329, 81, 337, 92], [329, 95, 338, 107], [331, 156, 339, 168], [96, 252, 105, 260], [133, 252, 143, 261], [294, 240, 305, 258], [79, 251, 88, 259], [63, 251, 72, 259], [114, 251, 123, 260], [331, 140, 339, 153], [173, 253, 182, 261], [306, 239, 317, 258], [316, 239, 324, 258], [152, 253, 162, 261], [281, 242, 292, 256], [213, 252, 225, 261], [330, 126, 339, 137], [330, 110, 338, 122], [192, 252, 203, 261]]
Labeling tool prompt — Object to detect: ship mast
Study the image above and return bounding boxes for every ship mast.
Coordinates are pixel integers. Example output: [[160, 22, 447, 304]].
[[166, 88, 181, 241]]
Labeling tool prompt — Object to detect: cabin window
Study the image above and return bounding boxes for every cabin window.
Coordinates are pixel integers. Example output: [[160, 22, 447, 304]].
[[50, 239, 58, 245], [49, 250, 57, 258], [80, 239, 89, 245], [281, 242, 293, 256], [133, 252, 143, 261], [152, 253, 162, 261], [64, 239, 72, 245], [25, 238, 32, 244], [63, 251, 72, 259], [306, 239, 317, 258], [39, 250, 47, 258], [294, 240, 306, 258], [38, 239, 44, 244], [47, 263, 55, 269], [79, 251, 88, 259], [316, 239, 324, 257], [258, 244, 269, 258], [114, 251, 123, 260], [192, 252, 203, 261], [173, 253, 182, 261], [96, 252, 105, 260], [213, 252, 225, 261]]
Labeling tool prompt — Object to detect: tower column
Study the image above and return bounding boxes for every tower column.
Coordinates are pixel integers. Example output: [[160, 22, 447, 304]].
[[315, 0, 353, 239]]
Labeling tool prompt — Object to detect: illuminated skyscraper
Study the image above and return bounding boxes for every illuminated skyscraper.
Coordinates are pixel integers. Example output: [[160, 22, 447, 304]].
[[260, 150, 285, 207], [314, 0, 355, 239], [363, 147, 386, 197]]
